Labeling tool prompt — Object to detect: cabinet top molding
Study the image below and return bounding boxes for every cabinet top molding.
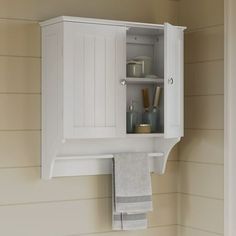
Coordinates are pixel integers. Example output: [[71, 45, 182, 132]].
[[40, 16, 186, 30]]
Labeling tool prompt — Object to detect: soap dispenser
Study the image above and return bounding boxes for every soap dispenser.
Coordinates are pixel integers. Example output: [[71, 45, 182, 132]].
[[126, 101, 139, 133], [142, 86, 161, 133]]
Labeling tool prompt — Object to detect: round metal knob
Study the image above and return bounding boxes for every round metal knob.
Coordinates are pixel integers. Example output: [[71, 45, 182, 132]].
[[120, 79, 127, 85], [168, 77, 174, 85]]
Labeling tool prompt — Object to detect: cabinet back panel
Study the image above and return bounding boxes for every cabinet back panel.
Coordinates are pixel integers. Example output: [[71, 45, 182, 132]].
[[126, 29, 164, 78], [154, 35, 164, 78], [127, 84, 155, 112], [127, 44, 154, 62]]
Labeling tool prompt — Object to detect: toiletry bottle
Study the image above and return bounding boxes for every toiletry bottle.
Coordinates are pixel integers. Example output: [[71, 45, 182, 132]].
[[126, 101, 139, 133]]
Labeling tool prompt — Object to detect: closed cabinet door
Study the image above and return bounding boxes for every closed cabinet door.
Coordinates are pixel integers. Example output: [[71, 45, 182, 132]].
[[63, 22, 126, 139], [164, 23, 184, 138]]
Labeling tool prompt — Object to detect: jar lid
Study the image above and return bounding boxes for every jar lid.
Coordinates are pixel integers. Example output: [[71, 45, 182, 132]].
[[127, 60, 143, 65], [139, 124, 150, 127]]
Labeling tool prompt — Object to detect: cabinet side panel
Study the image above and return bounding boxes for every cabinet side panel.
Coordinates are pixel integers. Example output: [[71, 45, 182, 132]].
[[42, 24, 61, 178]]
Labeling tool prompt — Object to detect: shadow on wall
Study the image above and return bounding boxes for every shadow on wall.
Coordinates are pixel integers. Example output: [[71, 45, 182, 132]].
[[0, 0, 179, 24]]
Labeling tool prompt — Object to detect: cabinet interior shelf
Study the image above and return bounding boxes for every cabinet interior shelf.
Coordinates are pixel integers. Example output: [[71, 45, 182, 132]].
[[126, 77, 164, 84]]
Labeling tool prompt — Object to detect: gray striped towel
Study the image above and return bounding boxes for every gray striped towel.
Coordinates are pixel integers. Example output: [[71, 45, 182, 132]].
[[112, 153, 153, 230]]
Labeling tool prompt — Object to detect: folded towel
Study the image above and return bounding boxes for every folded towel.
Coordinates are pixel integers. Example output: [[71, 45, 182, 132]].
[[112, 212, 148, 230], [112, 153, 153, 230], [114, 153, 153, 212]]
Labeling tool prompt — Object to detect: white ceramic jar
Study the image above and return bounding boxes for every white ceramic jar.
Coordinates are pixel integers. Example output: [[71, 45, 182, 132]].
[[127, 61, 143, 77]]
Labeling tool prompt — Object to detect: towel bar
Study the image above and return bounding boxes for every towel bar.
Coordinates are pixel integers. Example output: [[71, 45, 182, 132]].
[[48, 152, 165, 178], [56, 152, 164, 160]]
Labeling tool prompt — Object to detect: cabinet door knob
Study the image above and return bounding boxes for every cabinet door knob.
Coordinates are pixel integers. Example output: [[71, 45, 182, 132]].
[[168, 77, 174, 85], [120, 79, 127, 85]]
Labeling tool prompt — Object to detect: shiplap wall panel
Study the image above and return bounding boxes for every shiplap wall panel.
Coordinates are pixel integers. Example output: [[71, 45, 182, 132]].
[[185, 60, 224, 96], [179, 129, 224, 164], [0, 56, 41, 93], [179, 194, 224, 234], [0, 19, 40, 57], [0, 162, 177, 205], [179, 0, 224, 234], [178, 226, 223, 236], [179, 162, 224, 199], [0, 169, 111, 205], [149, 194, 177, 227], [179, 0, 224, 30], [82, 226, 177, 236], [185, 26, 224, 63], [152, 161, 178, 194], [0, 94, 40, 130], [0, 198, 111, 236], [0, 0, 179, 23], [0, 131, 40, 167], [185, 95, 224, 130], [0, 194, 177, 236], [151, 0, 179, 24]]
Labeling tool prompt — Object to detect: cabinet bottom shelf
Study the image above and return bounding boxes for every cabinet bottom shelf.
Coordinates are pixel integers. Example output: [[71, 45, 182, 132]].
[[126, 133, 164, 138], [49, 152, 166, 178]]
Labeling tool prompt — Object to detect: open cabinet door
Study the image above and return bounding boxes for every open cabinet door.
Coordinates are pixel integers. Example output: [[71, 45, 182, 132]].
[[164, 23, 184, 139]]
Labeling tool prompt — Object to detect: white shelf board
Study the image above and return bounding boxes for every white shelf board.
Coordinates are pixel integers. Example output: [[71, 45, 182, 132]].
[[126, 77, 164, 84], [126, 133, 164, 138], [50, 152, 165, 178]]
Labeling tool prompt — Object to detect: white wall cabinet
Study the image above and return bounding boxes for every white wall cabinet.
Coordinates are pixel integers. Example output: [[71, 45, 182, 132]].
[[41, 16, 186, 179]]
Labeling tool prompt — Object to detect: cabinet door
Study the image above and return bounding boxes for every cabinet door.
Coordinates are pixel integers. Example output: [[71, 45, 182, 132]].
[[63, 22, 126, 139], [164, 23, 184, 138]]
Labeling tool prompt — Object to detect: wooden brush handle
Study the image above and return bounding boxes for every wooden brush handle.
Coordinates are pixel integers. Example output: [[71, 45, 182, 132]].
[[153, 86, 161, 108], [142, 88, 150, 110]]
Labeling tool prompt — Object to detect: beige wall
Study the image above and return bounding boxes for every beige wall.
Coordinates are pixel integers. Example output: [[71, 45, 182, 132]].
[[178, 0, 224, 236], [0, 1, 180, 235]]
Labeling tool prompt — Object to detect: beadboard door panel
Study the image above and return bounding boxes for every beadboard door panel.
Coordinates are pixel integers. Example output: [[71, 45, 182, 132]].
[[164, 23, 184, 138], [63, 22, 126, 139]]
